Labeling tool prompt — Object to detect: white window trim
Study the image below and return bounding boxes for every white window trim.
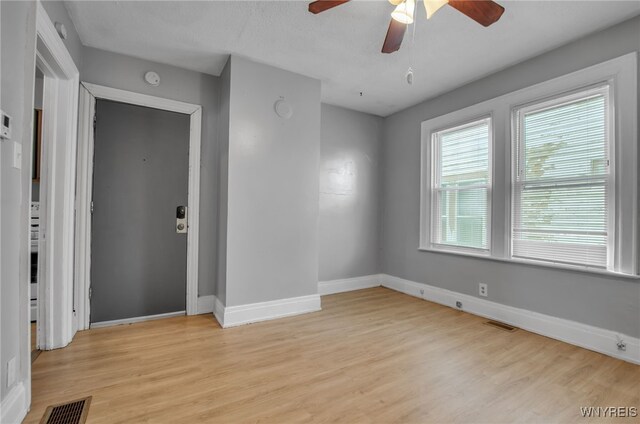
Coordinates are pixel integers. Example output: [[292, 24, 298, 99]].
[[510, 83, 614, 270], [419, 52, 638, 278], [428, 115, 493, 255]]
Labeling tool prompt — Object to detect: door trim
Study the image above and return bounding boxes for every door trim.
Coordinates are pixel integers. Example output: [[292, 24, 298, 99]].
[[75, 83, 202, 329], [35, 1, 80, 353]]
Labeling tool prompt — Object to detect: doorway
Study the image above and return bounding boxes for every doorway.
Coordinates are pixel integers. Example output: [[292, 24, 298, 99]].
[[31, 2, 80, 354], [90, 100, 190, 325], [75, 83, 202, 329], [30, 66, 44, 362]]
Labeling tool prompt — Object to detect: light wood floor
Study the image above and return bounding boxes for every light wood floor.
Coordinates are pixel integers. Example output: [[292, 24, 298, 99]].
[[25, 288, 639, 423], [30, 322, 42, 363], [30, 322, 36, 352]]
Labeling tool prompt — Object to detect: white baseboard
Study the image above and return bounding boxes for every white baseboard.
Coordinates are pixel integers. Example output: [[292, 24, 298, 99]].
[[381, 274, 640, 365], [196, 295, 215, 314], [90, 311, 186, 329], [213, 296, 225, 327], [219, 294, 321, 328], [318, 274, 383, 295], [1, 382, 27, 424]]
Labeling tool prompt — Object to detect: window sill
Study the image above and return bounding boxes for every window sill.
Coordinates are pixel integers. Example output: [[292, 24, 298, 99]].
[[418, 246, 640, 280]]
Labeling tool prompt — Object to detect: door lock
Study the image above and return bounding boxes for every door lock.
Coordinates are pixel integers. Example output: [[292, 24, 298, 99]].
[[176, 206, 187, 234]]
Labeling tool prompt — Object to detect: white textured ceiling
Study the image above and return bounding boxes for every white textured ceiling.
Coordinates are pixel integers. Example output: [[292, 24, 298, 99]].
[[65, 1, 640, 116]]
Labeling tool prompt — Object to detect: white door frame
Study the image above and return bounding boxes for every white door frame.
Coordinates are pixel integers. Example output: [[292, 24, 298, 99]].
[[75, 83, 202, 329], [35, 1, 80, 350]]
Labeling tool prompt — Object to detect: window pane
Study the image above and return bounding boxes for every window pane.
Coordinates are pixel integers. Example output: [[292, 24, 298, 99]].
[[439, 121, 489, 187], [523, 95, 606, 180], [513, 87, 610, 268], [436, 188, 488, 249], [433, 119, 490, 251], [516, 183, 607, 242]]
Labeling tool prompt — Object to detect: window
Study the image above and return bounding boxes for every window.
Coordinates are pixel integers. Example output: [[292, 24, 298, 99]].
[[511, 85, 611, 269], [420, 54, 636, 276], [431, 117, 491, 253]]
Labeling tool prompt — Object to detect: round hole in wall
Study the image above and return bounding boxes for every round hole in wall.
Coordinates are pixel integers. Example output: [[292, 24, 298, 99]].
[[274, 99, 293, 119], [144, 71, 161, 87]]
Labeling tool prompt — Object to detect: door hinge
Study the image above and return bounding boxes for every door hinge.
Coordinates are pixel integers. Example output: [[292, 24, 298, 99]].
[[90, 201, 94, 214], [88, 287, 92, 300], [93, 113, 97, 130]]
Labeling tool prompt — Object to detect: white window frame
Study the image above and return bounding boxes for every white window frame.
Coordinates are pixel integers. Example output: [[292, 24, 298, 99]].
[[419, 52, 638, 278], [510, 83, 614, 270], [429, 116, 493, 255]]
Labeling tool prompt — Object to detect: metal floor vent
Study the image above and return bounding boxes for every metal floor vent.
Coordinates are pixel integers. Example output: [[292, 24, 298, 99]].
[[484, 320, 518, 332], [40, 396, 91, 424]]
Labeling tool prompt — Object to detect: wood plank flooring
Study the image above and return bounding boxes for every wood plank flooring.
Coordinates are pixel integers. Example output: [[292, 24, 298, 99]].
[[30, 322, 36, 353], [24, 288, 639, 423], [30, 322, 41, 363]]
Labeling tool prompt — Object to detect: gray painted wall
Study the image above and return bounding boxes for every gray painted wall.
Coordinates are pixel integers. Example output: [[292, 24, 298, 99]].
[[319, 104, 382, 281], [216, 59, 231, 305], [0, 0, 67, 405], [380, 16, 640, 337], [40, 1, 83, 69], [222, 56, 321, 306], [81, 47, 220, 297]]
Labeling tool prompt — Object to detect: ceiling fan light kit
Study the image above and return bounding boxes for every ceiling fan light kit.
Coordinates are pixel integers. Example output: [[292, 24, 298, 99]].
[[309, 0, 505, 53], [391, 0, 416, 25], [423, 0, 449, 19]]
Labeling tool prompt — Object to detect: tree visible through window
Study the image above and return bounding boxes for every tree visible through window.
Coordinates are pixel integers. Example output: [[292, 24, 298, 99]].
[[512, 85, 610, 268]]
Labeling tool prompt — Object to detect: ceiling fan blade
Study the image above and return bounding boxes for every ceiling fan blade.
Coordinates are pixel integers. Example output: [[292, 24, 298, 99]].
[[308, 0, 351, 14], [448, 1, 505, 27], [381, 19, 407, 54]]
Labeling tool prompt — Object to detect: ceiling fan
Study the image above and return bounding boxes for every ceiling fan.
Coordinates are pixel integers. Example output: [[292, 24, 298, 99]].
[[309, 0, 505, 54]]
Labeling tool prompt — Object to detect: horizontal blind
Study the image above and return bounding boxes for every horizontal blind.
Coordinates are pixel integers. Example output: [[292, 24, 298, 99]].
[[432, 118, 490, 251], [512, 86, 610, 268]]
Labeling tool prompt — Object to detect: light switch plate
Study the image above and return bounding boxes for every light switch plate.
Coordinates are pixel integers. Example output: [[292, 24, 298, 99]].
[[12, 141, 22, 169]]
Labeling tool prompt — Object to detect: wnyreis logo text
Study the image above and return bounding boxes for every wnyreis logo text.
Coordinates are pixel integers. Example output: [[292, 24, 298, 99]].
[[580, 407, 638, 418]]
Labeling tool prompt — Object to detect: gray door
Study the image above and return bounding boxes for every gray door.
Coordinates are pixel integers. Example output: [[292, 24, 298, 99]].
[[90, 99, 190, 324]]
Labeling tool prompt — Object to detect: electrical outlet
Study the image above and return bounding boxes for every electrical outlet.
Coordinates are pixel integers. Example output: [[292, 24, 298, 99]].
[[455, 301, 463, 309], [479, 283, 488, 297], [419, 289, 425, 297], [6, 357, 16, 387], [617, 339, 627, 351]]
